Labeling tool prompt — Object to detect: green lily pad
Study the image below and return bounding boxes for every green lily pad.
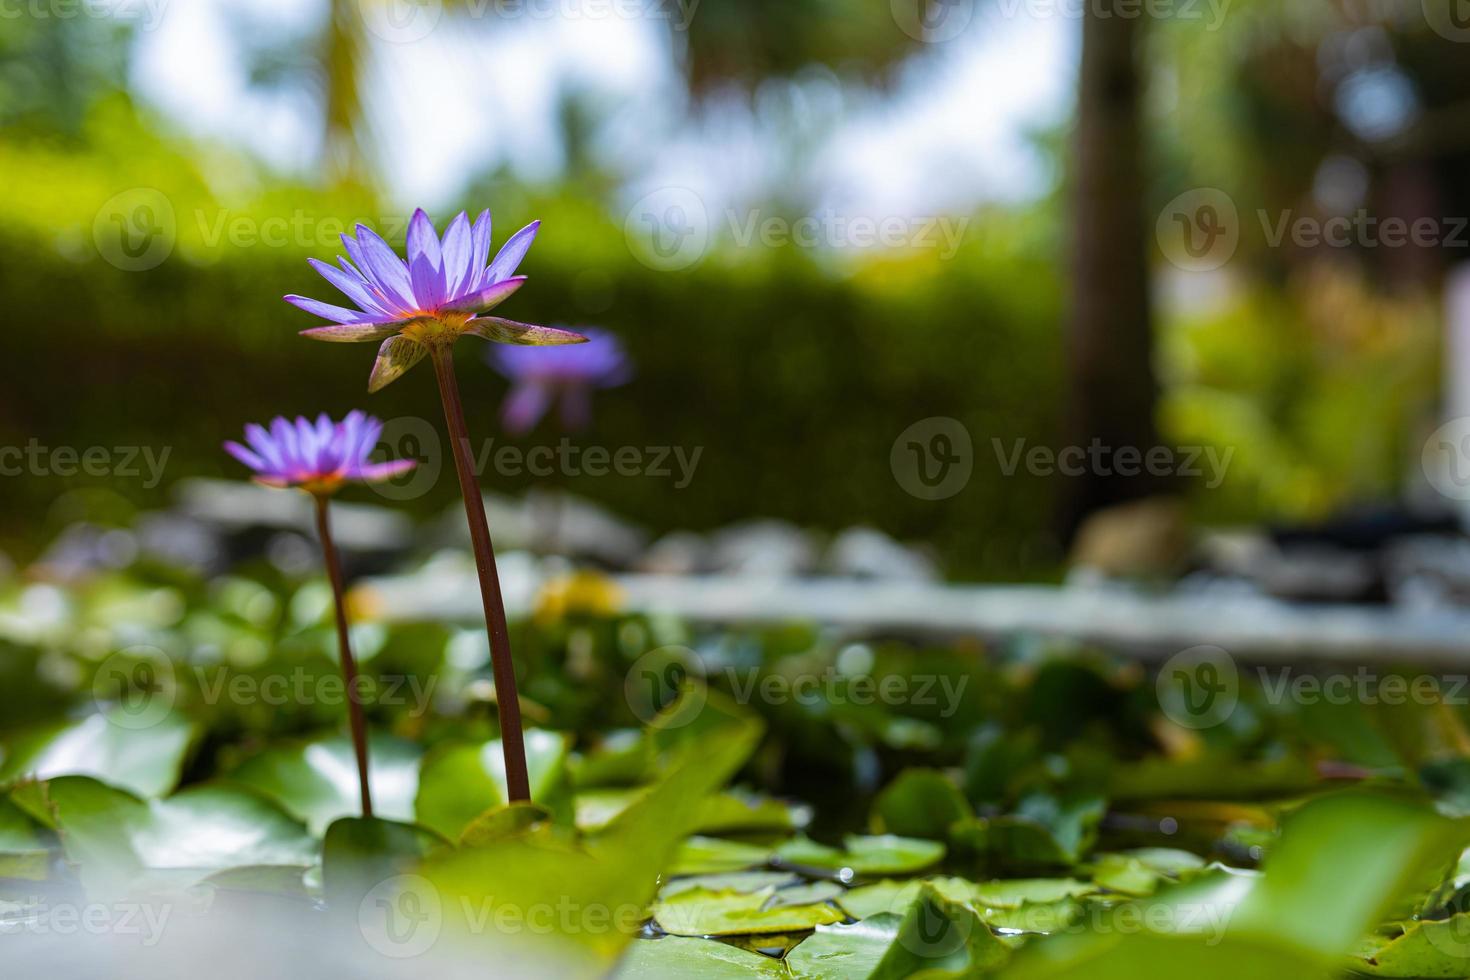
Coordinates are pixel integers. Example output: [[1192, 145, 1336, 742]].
[[651, 885, 844, 937], [0, 796, 48, 881], [11, 775, 315, 896], [576, 787, 649, 832], [322, 815, 447, 915], [871, 769, 971, 840], [786, 915, 905, 979], [414, 729, 570, 839], [1356, 914, 1470, 977], [459, 801, 555, 847], [979, 898, 1083, 934], [777, 834, 945, 875], [837, 877, 980, 920], [973, 878, 1097, 909], [767, 880, 846, 908], [671, 836, 772, 875], [660, 871, 797, 898], [952, 796, 1106, 872], [696, 790, 811, 834], [788, 884, 1010, 979], [227, 733, 422, 834], [203, 864, 313, 900], [422, 686, 766, 973], [1090, 854, 1163, 897], [572, 730, 654, 789], [0, 709, 196, 798], [615, 935, 786, 978]]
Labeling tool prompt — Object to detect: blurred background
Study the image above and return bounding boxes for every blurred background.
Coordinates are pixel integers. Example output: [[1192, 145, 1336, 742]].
[[6, 0, 1470, 599]]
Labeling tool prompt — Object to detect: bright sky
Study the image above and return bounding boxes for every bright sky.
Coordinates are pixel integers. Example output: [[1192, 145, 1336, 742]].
[[129, 0, 1077, 218]]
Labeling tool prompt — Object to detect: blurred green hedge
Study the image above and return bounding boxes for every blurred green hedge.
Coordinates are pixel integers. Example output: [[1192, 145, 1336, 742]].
[[0, 142, 1067, 578]]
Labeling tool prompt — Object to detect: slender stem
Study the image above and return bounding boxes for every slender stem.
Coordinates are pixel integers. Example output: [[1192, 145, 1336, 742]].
[[313, 492, 373, 818], [429, 343, 531, 802]]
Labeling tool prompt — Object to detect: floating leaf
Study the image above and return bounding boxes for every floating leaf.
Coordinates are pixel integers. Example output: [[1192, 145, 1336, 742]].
[[871, 768, 971, 840], [671, 836, 772, 875], [652, 885, 843, 937], [789, 884, 1010, 979], [459, 801, 554, 847], [697, 790, 811, 835], [423, 686, 765, 977], [777, 834, 945, 875], [414, 729, 570, 839], [973, 878, 1096, 909], [0, 709, 195, 798], [660, 871, 797, 899], [11, 776, 315, 897], [614, 935, 786, 978], [227, 733, 422, 834], [1356, 914, 1470, 977], [576, 787, 649, 832], [321, 815, 446, 916]]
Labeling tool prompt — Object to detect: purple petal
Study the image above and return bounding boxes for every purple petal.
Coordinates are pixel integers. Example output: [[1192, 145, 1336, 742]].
[[284, 294, 376, 325], [339, 410, 366, 467], [440, 276, 526, 317], [501, 381, 552, 435], [464, 317, 588, 347], [558, 385, 593, 432], [440, 212, 473, 299], [224, 440, 267, 473], [469, 210, 493, 288], [296, 417, 321, 472], [308, 258, 390, 317], [300, 322, 403, 343], [338, 256, 368, 282], [367, 336, 428, 393], [244, 423, 285, 471], [485, 220, 540, 286], [406, 209, 445, 309], [356, 458, 418, 482], [354, 224, 417, 312], [271, 417, 300, 471]]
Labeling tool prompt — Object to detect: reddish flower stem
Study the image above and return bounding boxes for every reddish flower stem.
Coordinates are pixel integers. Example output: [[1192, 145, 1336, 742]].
[[429, 343, 532, 802], [312, 492, 373, 818]]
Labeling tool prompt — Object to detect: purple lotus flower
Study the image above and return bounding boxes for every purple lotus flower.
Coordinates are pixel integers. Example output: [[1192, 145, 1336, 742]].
[[287, 209, 586, 392], [489, 328, 631, 433], [224, 411, 415, 493]]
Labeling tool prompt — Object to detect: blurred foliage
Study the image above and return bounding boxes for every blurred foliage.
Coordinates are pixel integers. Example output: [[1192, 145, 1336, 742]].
[[0, 99, 1066, 578], [5, 551, 1470, 972]]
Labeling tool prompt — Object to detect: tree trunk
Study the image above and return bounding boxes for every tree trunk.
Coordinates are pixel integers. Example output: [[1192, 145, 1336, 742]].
[[1060, 8, 1168, 541]]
